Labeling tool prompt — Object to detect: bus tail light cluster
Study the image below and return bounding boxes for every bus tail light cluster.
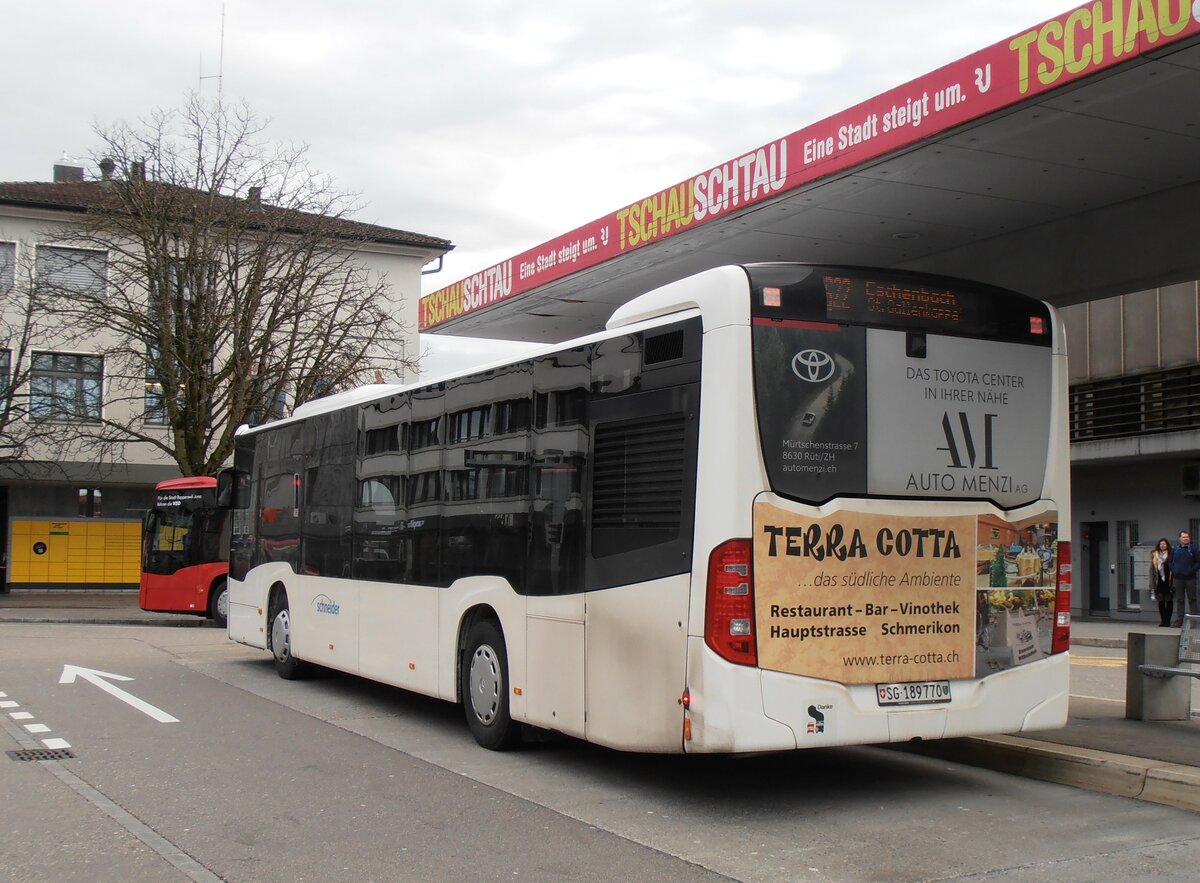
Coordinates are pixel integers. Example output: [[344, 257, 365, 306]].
[[1051, 540, 1071, 654], [704, 539, 757, 666]]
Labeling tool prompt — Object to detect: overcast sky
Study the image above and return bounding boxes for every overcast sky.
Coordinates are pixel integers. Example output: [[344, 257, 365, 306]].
[[5, 0, 1071, 376]]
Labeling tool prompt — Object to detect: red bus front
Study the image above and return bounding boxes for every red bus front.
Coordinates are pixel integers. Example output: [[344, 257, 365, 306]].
[[140, 477, 230, 624]]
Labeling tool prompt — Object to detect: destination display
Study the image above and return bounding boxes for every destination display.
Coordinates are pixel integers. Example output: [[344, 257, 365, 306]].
[[155, 490, 207, 509], [824, 274, 966, 327], [747, 265, 1053, 344]]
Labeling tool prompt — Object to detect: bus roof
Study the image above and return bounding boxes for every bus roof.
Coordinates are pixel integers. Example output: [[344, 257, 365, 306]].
[[238, 275, 717, 436]]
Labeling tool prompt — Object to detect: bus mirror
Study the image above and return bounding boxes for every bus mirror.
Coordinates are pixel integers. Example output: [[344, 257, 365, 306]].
[[143, 508, 163, 534], [217, 469, 248, 508]]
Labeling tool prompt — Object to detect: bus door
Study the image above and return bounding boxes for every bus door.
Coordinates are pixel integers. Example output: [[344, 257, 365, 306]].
[[583, 384, 699, 749]]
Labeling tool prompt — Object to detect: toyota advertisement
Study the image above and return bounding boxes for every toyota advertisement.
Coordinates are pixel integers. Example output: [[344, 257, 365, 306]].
[[751, 323, 1052, 509]]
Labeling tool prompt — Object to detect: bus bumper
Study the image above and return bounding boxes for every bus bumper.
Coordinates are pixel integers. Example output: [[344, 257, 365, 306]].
[[684, 638, 1069, 752]]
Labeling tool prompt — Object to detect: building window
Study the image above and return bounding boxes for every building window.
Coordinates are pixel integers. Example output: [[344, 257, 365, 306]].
[[0, 350, 10, 409], [30, 352, 102, 421], [78, 488, 102, 517], [406, 470, 441, 505], [36, 246, 107, 299], [143, 344, 182, 426], [150, 259, 215, 306], [144, 376, 167, 424], [494, 398, 531, 435], [407, 417, 441, 451], [145, 343, 165, 425], [363, 425, 401, 455], [0, 242, 14, 290], [448, 405, 490, 443], [144, 261, 218, 425], [1117, 520, 1140, 611], [245, 388, 288, 427]]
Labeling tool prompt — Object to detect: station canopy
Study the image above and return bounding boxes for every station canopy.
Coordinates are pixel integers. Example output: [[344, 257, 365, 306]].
[[420, 1, 1200, 343]]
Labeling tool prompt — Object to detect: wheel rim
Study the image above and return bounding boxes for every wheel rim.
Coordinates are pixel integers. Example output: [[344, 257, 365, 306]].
[[468, 643, 502, 726], [216, 587, 229, 620], [272, 609, 292, 664]]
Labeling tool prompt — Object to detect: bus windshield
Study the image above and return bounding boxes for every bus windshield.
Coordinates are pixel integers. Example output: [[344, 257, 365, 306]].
[[140, 477, 230, 625]]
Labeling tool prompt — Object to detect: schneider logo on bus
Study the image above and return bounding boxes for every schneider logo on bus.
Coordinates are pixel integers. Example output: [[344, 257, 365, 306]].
[[313, 595, 341, 616]]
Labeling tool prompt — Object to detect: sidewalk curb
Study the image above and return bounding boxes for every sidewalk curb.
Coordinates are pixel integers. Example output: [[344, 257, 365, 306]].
[[1071, 637, 1131, 649], [0, 615, 208, 627], [900, 734, 1200, 813]]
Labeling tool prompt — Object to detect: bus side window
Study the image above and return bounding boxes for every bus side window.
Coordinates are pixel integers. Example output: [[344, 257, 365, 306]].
[[586, 384, 699, 591]]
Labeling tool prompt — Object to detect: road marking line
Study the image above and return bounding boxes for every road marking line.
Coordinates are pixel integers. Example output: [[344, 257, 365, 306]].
[[24, 723, 51, 734], [1069, 657, 1126, 668], [9, 711, 34, 720], [0, 700, 17, 708], [1070, 694, 1123, 703], [0, 692, 7, 697], [41, 738, 71, 750]]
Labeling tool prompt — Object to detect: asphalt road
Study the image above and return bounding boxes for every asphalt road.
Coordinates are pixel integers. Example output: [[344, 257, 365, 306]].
[[2, 623, 1199, 882]]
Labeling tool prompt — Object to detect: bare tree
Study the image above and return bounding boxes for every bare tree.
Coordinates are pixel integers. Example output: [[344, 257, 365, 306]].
[[38, 94, 418, 476]]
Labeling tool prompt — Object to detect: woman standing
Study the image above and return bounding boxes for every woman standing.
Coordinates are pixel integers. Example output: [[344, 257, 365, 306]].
[[1151, 537, 1174, 627]]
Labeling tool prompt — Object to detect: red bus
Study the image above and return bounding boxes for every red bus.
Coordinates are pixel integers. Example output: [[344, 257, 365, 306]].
[[140, 476, 230, 625]]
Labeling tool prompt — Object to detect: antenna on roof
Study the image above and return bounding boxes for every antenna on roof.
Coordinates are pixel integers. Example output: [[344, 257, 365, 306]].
[[198, 2, 226, 102]]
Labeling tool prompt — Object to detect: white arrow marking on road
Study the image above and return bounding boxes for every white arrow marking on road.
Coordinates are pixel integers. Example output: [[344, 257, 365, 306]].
[[59, 665, 179, 723]]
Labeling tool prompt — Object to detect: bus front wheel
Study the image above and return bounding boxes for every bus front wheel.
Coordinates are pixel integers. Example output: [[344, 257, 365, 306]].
[[270, 597, 307, 680], [208, 578, 229, 628], [461, 621, 519, 750]]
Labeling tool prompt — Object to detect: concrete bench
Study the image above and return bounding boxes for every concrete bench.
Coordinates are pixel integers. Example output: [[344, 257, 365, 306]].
[[1126, 615, 1199, 721], [1139, 614, 1200, 679]]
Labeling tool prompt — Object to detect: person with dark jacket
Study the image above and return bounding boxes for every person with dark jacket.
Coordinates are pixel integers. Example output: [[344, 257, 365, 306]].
[[1150, 537, 1174, 627], [1169, 531, 1200, 627]]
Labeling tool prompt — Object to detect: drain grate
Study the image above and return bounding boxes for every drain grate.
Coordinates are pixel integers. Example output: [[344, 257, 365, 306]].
[[7, 748, 76, 761]]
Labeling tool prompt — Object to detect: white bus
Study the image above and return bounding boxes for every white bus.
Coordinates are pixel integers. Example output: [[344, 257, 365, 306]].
[[222, 263, 1071, 752]]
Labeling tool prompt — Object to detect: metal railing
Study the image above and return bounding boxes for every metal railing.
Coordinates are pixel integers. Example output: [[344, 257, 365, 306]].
[[1070, 365, 1200, 442]]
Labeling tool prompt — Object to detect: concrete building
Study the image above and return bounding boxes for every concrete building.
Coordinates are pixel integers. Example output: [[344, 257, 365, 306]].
[[0, 161, 451, 590], [1062, 287, 1200, 621]]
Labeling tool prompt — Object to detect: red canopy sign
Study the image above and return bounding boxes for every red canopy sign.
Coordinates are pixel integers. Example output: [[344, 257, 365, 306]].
[[420, 1, 1200, 331]]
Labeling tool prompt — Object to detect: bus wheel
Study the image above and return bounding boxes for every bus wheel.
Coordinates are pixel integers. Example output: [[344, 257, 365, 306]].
[[462, 621, 519, 750], [270, 599, 307, 680], [208, 578, 229, 628]]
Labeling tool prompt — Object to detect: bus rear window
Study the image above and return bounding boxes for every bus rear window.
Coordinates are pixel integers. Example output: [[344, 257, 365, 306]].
[[750, 268, 1054, 509]]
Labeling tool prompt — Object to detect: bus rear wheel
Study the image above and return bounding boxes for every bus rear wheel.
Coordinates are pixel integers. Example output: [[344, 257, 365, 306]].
[[461, 621, 519, 750], [208, 578, 229, 628], [270, 597, 307, 680]]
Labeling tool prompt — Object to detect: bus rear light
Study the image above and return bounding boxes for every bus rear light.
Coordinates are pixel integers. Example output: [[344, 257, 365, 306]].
[[1030, 316, 1046, 335], [705, 539, 757, 666], [1051, 541, 1071, 654], [681, 687, 690, 709]]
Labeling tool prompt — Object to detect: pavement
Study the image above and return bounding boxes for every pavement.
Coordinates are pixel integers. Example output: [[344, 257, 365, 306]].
[[1, 590, 1197, 812]]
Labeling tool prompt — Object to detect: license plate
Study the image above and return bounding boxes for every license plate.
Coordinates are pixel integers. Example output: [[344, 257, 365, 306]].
[[876, 680, 952, 706]]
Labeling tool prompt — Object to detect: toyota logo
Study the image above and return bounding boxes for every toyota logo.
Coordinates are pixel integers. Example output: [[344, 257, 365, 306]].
[[792, 349, 836, 383]]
